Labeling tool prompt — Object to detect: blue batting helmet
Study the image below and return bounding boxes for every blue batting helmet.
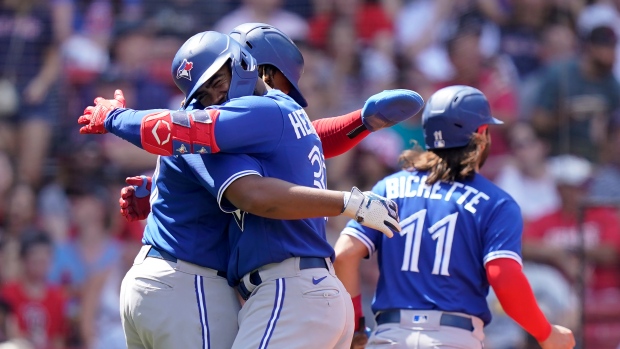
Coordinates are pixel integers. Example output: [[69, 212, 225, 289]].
[[230, 23, 307, 107], [171, 31, 258, 106], [422, 85, 503, 149]]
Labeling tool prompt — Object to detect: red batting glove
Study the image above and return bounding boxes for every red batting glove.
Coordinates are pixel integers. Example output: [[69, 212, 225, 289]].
[[119, 175, 152, 222], [78, 89, 126, 134]]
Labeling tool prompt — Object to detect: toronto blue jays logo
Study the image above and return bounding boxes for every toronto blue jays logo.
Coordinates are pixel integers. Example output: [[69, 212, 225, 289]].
[[176, 59, 193, 81], [232, 210, 246, 231]]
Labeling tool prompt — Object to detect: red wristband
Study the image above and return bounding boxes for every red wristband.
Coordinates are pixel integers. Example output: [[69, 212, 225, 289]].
[[352, 294, 363, 331]]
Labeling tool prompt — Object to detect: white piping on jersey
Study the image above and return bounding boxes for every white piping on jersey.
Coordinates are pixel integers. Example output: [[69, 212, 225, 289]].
[[217, 170, 262, 213], [483, 250, 523, 266], [342, 227, 376, 257]]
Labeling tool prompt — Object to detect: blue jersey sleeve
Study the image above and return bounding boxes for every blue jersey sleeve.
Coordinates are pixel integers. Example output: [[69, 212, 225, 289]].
[[340, 181, 387, 258], [181, 153, 263, 204], [482, 199, 523, 266], [104, 95, 286, 156], [105, 108, 165, 148], [211, 96, 285, 154], [200, 154, 264, 213]]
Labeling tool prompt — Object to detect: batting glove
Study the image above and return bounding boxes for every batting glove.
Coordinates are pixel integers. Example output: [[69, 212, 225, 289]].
[[119, 175, 152, 222], [78, 89, 126, 134], [361, 89, 424, 132], [342, 187, 400, 238]]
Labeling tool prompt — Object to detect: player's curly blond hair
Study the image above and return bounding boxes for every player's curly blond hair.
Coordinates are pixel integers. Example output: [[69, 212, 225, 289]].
[[399, 133, 488, 185]]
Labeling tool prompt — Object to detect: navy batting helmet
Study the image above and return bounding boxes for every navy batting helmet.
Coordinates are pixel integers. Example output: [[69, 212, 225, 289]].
[[171, 31, 258, 106], [422, 85, 503, 150], [230, 23, 307, 107]]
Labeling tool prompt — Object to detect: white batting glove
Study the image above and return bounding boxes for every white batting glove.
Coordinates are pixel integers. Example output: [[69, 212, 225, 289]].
[[341, 187, 401, 238]]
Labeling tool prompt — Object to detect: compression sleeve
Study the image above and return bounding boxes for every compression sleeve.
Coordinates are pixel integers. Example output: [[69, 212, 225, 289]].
[[486, 258, 552, 342], [312, 110, 371, 159], [352, 294, 363, 331]]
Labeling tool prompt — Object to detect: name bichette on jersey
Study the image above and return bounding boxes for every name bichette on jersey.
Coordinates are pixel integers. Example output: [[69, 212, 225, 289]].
[[384, 174, 489, 214]]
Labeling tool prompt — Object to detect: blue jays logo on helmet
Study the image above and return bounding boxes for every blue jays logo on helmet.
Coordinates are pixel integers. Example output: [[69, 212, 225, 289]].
[[176, 59, 193, 81], [230, 23, 307, 107], [171, 31, 258, 107], [422, 85, 503, 150]]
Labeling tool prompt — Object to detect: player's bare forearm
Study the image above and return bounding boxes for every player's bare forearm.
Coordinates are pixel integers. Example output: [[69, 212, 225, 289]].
[[333, 235, 366, 297], [224, 176, 345, 219]]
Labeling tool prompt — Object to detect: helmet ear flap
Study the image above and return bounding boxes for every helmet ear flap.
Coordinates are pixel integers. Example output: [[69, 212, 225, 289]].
[[238, 51, 252, 71]]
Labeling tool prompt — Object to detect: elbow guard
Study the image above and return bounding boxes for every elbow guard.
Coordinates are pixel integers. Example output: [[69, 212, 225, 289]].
[[140, 109, 221, 156]]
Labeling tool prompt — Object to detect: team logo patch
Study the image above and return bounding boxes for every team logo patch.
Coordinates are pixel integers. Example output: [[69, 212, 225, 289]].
[[412, 315, 428, 323], [176, 59, 193, 81], [233, 210, 246, 231], [176, 144, 188, 154], [433, 130, 445, 148]]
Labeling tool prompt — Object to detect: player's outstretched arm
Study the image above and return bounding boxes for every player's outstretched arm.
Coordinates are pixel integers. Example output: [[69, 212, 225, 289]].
[[78, 89, 424, 158], [314, 89, 424, 159], [79, 90, 287, 156], [486, 258, 575, 349], [223, 175, 400, 237]]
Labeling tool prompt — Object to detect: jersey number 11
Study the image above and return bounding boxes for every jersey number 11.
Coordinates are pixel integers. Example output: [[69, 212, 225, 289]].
[[400, 210, 458, 276]]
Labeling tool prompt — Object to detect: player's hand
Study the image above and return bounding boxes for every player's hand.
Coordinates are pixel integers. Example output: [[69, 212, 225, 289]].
[[350, 316, 369, 349], [78, 89, 126, 134], [341, 187, 400, 238], [539, 325, 575, 349], [361, 89, 424, 132], [350, 332, 368, 349], [119, 175, 152, 222]]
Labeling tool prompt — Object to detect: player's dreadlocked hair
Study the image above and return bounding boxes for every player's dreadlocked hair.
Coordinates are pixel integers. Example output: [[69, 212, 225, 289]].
[[258, 64, 279, 85], [399, 132, 488, 185]]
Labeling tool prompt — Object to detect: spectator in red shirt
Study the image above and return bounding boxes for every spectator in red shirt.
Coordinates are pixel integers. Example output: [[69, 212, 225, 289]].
[[308, 0, 394, 50], [523, 155, 620, 292], [1, 232, 66, 349]]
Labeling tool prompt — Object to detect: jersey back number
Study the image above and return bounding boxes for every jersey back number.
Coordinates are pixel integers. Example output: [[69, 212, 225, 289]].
[[400, 210, 458, 276]]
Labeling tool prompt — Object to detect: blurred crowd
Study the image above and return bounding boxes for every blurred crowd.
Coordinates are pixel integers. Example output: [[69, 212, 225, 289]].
[[0, 0, 620, 348]]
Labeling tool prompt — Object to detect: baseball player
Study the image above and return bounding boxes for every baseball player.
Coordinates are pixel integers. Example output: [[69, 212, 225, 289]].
[[333, 86, 576, 349], [119, 23, 405, 222], [78, 30, 422, 349]]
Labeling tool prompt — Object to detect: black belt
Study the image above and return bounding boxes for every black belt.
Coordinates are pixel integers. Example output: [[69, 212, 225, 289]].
[[146, 246, 227, 279], [376, 310, 474, 332], [237, 257, 328, 300]]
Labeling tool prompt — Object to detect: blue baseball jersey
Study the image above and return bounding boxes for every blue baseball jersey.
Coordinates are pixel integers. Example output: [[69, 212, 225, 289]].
[[109, 101, 267, 272], [105, 91, 333, 277], [201, 91, 334, 285], [343, 169, 523, 324]]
